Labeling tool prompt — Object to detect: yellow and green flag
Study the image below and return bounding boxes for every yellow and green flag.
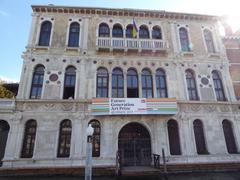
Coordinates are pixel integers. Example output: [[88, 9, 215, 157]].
[[132, 19, 138, 38]]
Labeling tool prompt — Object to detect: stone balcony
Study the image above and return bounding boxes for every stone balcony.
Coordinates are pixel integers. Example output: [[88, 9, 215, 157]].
[[96, 37, 168, 52]]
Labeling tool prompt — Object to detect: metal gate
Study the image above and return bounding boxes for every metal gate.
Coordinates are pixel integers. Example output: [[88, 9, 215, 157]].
[[119, 138, 151, 166]]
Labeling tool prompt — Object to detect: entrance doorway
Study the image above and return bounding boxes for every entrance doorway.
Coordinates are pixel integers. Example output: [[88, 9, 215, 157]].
[[118, 122, 151, 166], [0, 120, 9, 166]]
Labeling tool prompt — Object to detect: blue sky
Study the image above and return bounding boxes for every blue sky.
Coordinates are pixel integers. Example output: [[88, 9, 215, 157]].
[[0, 0, 239, 82]]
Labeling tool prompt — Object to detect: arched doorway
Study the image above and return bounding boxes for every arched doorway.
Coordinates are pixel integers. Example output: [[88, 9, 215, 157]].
[[0, 120, 10, 166], [118, 122, 151, 166]]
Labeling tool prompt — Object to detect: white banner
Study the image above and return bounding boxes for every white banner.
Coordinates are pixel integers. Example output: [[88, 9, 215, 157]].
[[109, 98, 147, 115]]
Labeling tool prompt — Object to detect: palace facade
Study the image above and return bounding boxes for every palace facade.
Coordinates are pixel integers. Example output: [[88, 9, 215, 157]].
[[0, 4, 240, 175]]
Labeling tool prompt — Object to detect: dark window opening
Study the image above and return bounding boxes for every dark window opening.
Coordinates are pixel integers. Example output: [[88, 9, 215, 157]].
[[152, 26, 162, 39], [21, 120, 37, 158], [212, 70, 226, 101], [139, 25, 149, 39], [63, 66, 76, 99], [186, 70, 199, 101], [193, 119, 208, 154], [112, 68, 124, 98], [30, 65, 45, 99], [0, 120, 9, 166], [179, 27, 190, 52], [68, 22, 80, 47], [126, 25, 134, 38], [127, 68, 138, 98], [89, 120, 101, 157], [168, 119, 181, 155], [156, 69, 168, 98], [112, 24, 123, 38], [141, 69, 153, 98], [204, 29, 215, 53], [99, 23, 110, 37], [96, 68, 108, 97], [38, 21, 52, 46], [57, 120, 72, 158]]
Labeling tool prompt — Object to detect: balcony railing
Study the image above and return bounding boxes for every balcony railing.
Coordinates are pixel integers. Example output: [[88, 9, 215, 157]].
[[97, 37, 168, 52]]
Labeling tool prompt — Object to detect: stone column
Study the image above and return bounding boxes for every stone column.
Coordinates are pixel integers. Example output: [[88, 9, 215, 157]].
[[124, 72, 127, 98], [138, 73, 142, 98], [108, 73, 112, 98], [152, 73, 157, 98]]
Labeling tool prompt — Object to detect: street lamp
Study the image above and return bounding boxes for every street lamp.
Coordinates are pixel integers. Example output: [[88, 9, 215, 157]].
[[85, 124, 94, 180]]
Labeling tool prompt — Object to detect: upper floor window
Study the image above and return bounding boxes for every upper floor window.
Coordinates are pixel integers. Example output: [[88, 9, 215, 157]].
[[126, 24, 134, 38], [212, 70, 226, 101], [127, 68, 138, 98], [112, 68, 124, 98], [63, 66, 76, 99], [57, 120, 72, 158], [38, 21, 52, 46], [0, 120, 10, 166], [68, 22, 80, 47], [152, 26, 162, 39], [21, 120, 37, 158], [156, 68, 168, 98], [142, 68, 153, 98], [185, 69, 199, 101], [96, 67, 108, 97], [89, 120, 101, 157], [193, 119, 208, 154], [222, 120, 238, 154], [167, 119, 181, 155], [204, 29, 215, 53], [30, 65, 45, 99], [179, 27, 190, 52], [99, 23, 110, 37], [139, 25, 149, 39], [112, 24, 123, 38]]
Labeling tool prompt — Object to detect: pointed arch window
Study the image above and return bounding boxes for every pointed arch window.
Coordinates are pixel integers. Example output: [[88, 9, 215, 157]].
[[96, 68, 108, 97], [127, 68, 138, 98], [126, 25, 134, 38], [38, 21, 52, 46], [142, 69, 153, 98], [167, 120, 181, 155], [179, 27, 190, 52], [193, 119, 208, 154], [185, 70, 199, 100], [222, 120, 238, 154], [89, 120, 101, 157], [21, 120, 37, 158], [139, 25, 149, 39], [112, 24, 123, 38], [212, 71, 226, 101], [68, 22, 80, 47], [156, 68, 168, 98], [99, 23, 110, 37], [30, 65, 45, 99], [112, 68, 124, 98], [63, 66, 76, 99], [57, 120, 72, 158], [204, 29, 215, 53], [152, 26, 162, 39], [0, 120, 10, 166]]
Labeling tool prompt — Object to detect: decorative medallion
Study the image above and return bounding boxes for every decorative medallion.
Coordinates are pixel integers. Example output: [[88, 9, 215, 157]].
[[49, 74, 58, 82], [201, 77, 209, 85]]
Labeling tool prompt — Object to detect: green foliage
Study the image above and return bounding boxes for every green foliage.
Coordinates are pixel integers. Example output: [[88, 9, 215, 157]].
[[0, 84, 14, 98]]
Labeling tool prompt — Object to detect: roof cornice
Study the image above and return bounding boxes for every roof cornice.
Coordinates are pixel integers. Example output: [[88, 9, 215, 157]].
[[31, 5, 219, 21]]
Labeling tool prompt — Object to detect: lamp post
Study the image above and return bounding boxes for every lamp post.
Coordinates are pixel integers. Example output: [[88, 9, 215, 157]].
[[85, 124, 94, 180]]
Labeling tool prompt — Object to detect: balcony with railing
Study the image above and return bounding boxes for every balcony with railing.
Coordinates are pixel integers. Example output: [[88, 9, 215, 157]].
[[96, 37, 168, 52]]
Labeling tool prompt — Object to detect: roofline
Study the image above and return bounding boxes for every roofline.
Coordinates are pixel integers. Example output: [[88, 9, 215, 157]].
[[31, 4, 219, 21]]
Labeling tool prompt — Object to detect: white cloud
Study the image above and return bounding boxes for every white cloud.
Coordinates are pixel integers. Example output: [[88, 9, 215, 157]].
[[0, 10, 9, 17], [0, 75, 19, 83]]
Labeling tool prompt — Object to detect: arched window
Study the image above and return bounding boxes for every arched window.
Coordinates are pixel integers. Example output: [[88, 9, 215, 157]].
[[99, 23, 110, 37], [222, 120, 238, 154], [185, 69, 199, 100], [0, 120, 9, 166], [156, 68, 168, 98], [127, 68, 138, 98], [152, 26, 162, 39], [126, 24, 134, 38], [167, 120, 181, 155], [21, 120, 37, 158], [89, 120, 101, 157], [142, 68, 153, 98], [193, 120, 208, 154], [212, 71, 226, 101], [68, 22, 80, 47], [63, 66, 76, 99], [57, 120, 72, 158], [96, 68, 108, 97], [204, 29, 215, 53], [112, 68, 124, 98], [38, 21, 52, 46], [179, 27, 190, 52], [139, 25, 149, 39], [112, 24, 123, 38], [30, 65, 45, 99]]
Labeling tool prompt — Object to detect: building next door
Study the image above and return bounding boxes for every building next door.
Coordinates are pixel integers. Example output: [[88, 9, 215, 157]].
[[0, 120, 9, 166], [118, 122, 151, 166]]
